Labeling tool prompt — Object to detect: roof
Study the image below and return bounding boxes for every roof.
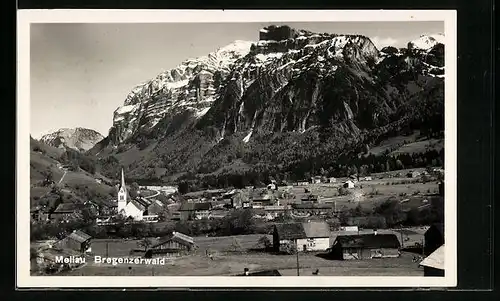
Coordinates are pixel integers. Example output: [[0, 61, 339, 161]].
[[274, 222, 330, 240], [129, 199, 146, 211], [241, 270, 282, 276], [135, 197, 152, 208], [292, 203, 332, 210], [67, 230, 92, 243], [178, 202, 212, 211], [151, 231, 195, 248], [302, 221, 330, 238], [53, 203, 79, 213], [274, 223, 307, 240], [420, 245, 445, 270], [333, 234, 401, 249]]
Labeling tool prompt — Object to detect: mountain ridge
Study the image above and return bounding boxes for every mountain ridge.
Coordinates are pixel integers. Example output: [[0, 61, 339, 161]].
[[89, 25, 445, 185], [40, 127, 104, 152]]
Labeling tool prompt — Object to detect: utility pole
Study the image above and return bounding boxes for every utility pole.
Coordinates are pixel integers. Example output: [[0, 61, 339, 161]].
[[296, 243, 300, 276], [400, 226, 404, 249]]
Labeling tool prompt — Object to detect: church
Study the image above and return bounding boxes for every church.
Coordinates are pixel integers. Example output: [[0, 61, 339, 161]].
[[116, 168, 161, 221]]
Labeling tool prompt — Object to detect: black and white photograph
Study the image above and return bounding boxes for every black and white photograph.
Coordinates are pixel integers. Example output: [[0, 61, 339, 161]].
[[17, 10, 457, 287]]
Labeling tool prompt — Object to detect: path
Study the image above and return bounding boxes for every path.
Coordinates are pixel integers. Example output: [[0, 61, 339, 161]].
[[57, 171, 67, 185], [143, 189, 160, 199]]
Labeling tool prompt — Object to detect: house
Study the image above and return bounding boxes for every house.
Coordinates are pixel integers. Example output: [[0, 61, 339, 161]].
[[267, 183, 277, 190], [273, 221, 331, 252], [242, 200, 252, 208], [53, 230, 92, 254], [178, 201, 212, 220], [301, 194, 319, 203], [343, 180, 355, 189], [147, 231, 196, 257], [407, 170, 421, 178], [31, 207, 49, 222], [340, 226, 359, 232], [50, 203, 81, 221], [310, 176, 322, 184], [327, 177, 337, 183], [420, 244, 445, 276], [250, 189, 276, 207], [329, 233, 401, 260], [424, 223, 444, 256]]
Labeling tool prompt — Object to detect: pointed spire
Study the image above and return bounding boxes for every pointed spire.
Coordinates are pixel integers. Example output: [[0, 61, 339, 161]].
[[120, 168, 126, 191]]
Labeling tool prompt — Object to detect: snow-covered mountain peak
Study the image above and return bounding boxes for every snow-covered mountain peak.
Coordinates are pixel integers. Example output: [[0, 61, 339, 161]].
[[409, 34, 445, 51]]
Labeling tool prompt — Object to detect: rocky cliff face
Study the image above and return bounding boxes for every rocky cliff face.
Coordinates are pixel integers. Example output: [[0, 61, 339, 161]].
[[109, 40, 254, 144], [93, 25, 445, 181], [41, 127, 104, 152]]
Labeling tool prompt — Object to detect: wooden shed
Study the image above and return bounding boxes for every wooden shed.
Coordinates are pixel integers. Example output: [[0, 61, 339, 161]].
[[329, 233, 401, 260], [147, 231, 196, 257]]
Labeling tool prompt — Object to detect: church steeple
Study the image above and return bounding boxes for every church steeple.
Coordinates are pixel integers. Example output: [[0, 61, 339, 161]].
[[120, 168, 127, 193], [117, 168, 128, 213]]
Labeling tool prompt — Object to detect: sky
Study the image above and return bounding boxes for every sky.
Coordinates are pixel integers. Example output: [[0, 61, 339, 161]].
[[30, 21, 443, 139]]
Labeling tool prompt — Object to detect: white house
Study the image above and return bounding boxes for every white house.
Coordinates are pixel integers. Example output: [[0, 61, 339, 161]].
[[343, 180, 355, 189], [273, 221, 331, 252]]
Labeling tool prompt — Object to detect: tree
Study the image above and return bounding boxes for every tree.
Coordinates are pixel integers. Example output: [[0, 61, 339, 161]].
[[178, 181, 189, 195], [137, 237, 153, 251], [257, 236, 272, 250]]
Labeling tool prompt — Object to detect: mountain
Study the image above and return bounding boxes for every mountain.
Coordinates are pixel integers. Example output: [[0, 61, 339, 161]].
[[109, 40, 254, 144], [90, 25, 445, 185], [40, 128, 104, 152], [408, 34, 445, 51]]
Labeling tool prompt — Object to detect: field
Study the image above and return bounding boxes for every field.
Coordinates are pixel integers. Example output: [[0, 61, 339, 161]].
[[271, 168, 439, 212], [45, 229, 425, 276]]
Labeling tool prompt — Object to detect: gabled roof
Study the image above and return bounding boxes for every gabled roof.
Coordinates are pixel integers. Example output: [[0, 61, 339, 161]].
[[178, 202, 212, 211], [420, 244, 444, 270], [53, 203, 79, 213], [151, 231, 195, 248], [129, 199, 146, 211], [333, 234, 400, 249], [135, 197, 152, 208], [302, 221, 330, 238], [67, 230, 92, 243], [274, 223, 307, 240]]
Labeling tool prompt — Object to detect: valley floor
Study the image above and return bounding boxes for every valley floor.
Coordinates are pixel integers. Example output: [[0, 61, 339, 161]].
[[34, 230, 426, 277]]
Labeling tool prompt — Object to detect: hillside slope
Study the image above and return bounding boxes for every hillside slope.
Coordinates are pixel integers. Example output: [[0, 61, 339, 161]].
[[30, 137, 117, 210]]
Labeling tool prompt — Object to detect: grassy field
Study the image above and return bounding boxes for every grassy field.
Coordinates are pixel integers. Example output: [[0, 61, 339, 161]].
[[48, 229, 425, 277], [270, 169, 438, 212]]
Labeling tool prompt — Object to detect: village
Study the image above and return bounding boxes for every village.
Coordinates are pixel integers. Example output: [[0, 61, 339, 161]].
[[30, 166, 445, 277]]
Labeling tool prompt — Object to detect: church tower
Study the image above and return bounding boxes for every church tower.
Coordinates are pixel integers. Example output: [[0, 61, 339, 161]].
[[117, 168, 128, 213]]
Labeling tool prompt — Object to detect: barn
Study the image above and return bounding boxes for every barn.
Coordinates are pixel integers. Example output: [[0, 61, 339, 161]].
[[53, 230, 92, 254], [420, 244, 445, 276], [273, 221, 331, 252], [147, 231, 196, 257], [329, 233, 401, 260]]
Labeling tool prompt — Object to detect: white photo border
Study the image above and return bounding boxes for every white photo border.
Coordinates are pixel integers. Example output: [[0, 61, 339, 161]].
[[17, 9, 457, 288]]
